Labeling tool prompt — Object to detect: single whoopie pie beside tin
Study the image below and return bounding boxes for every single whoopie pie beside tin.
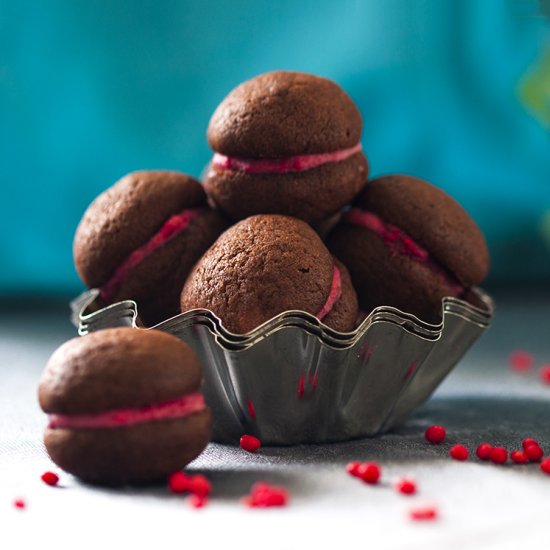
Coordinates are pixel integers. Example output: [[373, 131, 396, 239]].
[[73, 170, 226, 326], [327, 174, 490, 322], [204, 71, 369, 224], [38, 328, 212, 485], [180, 214, 358, 334]]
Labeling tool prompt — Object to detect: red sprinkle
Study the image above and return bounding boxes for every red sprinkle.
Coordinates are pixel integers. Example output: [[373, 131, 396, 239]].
[[240, 435, 261, 453], [359, 462, 381, 485], [13, 499, 26, 510], [188, 475, 212, 497], [525, 444, 544, 463], [189, 494, 208, 509], [425, 425, 446, 444], [168, 472, 212, 496], [509, 351, 534, 372], [489, 447, 508, 464], [247, 400, 256, 419], [395, 478, 417, 495], [540, 458, 550, 475], [41, 471, 59, 486], [540, 365, 550, 385], [244, 482, 289, 508], [522, 438, 539, 450], [168, 471, 191, 494], [450, 444, 469, 461], [510, 450, 529, 464], [346, 461, 362, 478], [476, 443, 493, 460], [409, 506, 438, 521]]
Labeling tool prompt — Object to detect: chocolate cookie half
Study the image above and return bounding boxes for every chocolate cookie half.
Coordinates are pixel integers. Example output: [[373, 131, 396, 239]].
[[327, 175, 490, 322], [204, 71, 368, 223], [38, 328, 212, 485], [180, 214, 358, 334], [73, 171, 226, 326]]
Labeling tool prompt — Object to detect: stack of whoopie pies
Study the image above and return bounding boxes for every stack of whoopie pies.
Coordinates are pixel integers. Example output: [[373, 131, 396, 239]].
[[39, 71, 489, 485]]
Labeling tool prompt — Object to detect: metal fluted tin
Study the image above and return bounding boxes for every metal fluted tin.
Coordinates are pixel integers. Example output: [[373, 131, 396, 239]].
[[72, 288, 493, 445]]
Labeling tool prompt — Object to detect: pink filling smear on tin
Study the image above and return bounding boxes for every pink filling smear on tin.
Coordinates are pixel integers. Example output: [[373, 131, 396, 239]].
[[316, 264, 342, 320], [345, 209, 463, 294], [48, 393, 205, 429], [212, 143, 362, 175], [100, 207, 204, 302]]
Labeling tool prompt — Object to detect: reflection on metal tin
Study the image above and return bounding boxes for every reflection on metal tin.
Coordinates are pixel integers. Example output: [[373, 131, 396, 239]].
[[71, 288, 493, 445]]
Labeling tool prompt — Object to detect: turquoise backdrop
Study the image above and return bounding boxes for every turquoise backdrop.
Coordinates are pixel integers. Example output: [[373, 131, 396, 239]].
[[1, 0, 549, 294]]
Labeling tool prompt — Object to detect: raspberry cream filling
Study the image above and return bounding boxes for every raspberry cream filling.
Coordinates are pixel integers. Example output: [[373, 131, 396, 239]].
[[344, 208, 463, 294], [48, 393, 205, 430], [316, 264, 342, 320], [212, 143, 362, 175], [100, 207, 204, 302]]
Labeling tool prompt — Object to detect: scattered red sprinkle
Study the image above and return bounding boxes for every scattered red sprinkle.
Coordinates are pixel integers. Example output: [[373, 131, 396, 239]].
[[359, 462, 381, 485], [476, 443, 493, 460], [188, 475, 212, 497], [240, 434, 261, 453], [489, 447, 508, 464], [425, 425, 446, 444], [540, 458, 550, 475], [346, 461, 362, 478], [13, 499, 25, 510], [168, 472, 211, 497], [168, 471, 191, 494], [509, 351, 534, 372], [244, 482, 289, 508], [525, 444, 544, 463], [189, 494, 208, 509], [409, 506, 438, 521], [510, 450, 529, 464], [247, 400, 256, 419], [450, 444, 469, 461], [41, 471, 59, 486], [346, 461, 382, 484], [395, 478, 417, 495], [522, 438, 539, 450], [540, 365, 550, 385]]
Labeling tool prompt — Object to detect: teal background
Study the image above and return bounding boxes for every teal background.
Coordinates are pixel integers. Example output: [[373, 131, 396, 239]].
[[1, 0, 549, 295]]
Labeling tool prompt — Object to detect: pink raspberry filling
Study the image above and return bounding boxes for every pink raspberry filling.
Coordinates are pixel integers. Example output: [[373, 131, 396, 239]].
[[344, 208, 463, 295], [212, 143, 362, 175], [316, 264, 342, 321], [100, 207, 204, 302], [48, 392, 205, 430], [345, 209, 429, 260]]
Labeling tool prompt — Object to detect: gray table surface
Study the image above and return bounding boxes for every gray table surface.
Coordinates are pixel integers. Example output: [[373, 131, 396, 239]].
[[1, 290, 549, 549]]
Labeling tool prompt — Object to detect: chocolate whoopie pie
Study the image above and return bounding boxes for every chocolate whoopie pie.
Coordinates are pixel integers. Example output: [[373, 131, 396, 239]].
[[73, 171, 226, 326], [204, 71, 369, 224], [38, 328, 211, 485], [327, 175, 490, 322], [180, 214, 358, 334]]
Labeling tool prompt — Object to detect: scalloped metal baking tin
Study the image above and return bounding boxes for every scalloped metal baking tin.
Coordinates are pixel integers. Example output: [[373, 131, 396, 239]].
[[71, 288, 493, 445]]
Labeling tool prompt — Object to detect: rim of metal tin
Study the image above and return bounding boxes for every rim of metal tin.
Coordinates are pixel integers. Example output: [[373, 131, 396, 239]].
[[72, 287, 493, 351]]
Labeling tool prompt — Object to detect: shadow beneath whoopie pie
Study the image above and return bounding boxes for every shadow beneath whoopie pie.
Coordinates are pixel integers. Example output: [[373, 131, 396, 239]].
[[187, 468, 310, 501], [73, 466, 310, 502]]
